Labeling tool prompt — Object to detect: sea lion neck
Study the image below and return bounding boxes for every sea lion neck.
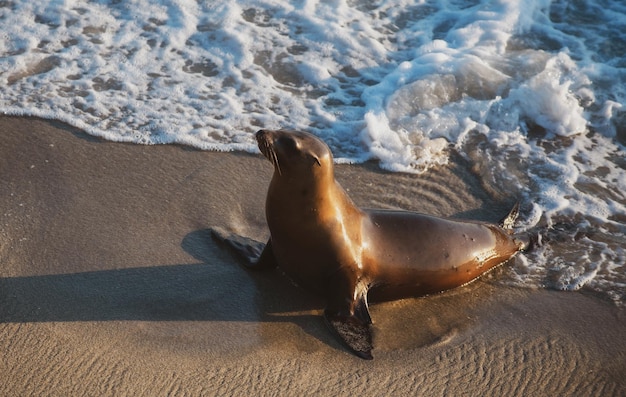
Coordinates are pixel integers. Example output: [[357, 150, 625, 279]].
[[268, 166, 341, 206]]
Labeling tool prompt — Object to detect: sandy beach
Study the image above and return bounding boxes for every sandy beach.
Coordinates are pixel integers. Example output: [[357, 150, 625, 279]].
[[1, 115, 624, 396]]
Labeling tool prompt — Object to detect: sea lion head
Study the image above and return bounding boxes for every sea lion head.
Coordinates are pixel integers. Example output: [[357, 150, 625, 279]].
[[256, 129, 333, 180]]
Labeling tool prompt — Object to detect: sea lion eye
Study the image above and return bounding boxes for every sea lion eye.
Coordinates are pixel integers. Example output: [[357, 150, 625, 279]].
[[277, 136, 298, 151]]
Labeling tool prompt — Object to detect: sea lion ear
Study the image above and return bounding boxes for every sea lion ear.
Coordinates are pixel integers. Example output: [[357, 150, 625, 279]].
[[307, 151, 321, 166]]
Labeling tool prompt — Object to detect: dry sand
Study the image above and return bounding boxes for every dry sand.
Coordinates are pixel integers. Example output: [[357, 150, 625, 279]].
[[1, 115, 624, 396]]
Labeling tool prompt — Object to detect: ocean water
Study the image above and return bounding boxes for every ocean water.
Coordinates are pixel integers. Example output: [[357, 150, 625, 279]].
[[1, 0, 624, 303]]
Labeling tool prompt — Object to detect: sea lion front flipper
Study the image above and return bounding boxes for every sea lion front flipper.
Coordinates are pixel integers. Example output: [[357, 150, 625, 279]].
[[324, 277, 373, 359], [210, 227, 277, 270], [253, 238, 278, 270], [324, 310, 373, 360]]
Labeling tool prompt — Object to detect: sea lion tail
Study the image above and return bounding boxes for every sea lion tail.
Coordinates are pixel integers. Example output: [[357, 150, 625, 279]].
[[499, 201, 520, 231]]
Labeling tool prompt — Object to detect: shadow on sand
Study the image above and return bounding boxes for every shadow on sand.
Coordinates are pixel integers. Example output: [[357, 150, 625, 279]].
[[0, 229, 324, 327]]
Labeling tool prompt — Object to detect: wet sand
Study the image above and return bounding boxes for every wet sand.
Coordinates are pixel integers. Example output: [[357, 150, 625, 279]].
[[1, 116, 625, 396]]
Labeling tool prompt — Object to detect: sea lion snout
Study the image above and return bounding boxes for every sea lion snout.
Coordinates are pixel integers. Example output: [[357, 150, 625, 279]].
[[256, 130, 282, 174], [256, 129, 270, 156], [255, 129, 268, 143]]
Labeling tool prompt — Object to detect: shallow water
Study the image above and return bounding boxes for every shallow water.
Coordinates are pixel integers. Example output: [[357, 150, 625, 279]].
[[1, 0, 624, 302]]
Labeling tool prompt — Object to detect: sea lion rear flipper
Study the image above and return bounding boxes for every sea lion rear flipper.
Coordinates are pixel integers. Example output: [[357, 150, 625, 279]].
[[210, 227, 277, 270], [499, 201, 520, 230], [324, 277, 373, 359]]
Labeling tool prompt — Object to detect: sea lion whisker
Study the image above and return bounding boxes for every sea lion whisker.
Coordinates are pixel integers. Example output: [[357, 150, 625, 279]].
[[258, 134, 282, 176], [268, 144, 282, 176]]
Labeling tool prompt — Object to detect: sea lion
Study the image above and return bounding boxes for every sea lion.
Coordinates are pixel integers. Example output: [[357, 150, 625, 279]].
[[213, 129, 529, 359]]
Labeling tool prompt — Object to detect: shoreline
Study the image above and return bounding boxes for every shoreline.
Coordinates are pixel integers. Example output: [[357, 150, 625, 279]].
[[1, 115, 624, 395]]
